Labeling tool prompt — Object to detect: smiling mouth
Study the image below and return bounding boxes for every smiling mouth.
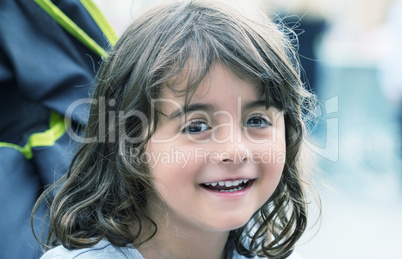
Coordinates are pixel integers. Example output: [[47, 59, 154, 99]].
[[200, 179, 254, 192]]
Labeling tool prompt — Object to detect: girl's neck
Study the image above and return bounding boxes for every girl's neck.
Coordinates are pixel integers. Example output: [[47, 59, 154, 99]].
[[137, 215, 229, 259]]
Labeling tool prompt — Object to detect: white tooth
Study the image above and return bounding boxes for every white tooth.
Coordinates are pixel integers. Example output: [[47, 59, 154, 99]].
[[211, 182, 217, 186], [228, 189, 234, 192], [204, 183, 211, 185], [233, 180, 240, 186], [225, 181, 233, 187], [218, 181, 225, 186], [242, 179, 249, 184]]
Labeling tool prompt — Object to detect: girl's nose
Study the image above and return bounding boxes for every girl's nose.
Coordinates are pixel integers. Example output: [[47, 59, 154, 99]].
[[211, 125, 250, 165], [220, 148, 248, 165]]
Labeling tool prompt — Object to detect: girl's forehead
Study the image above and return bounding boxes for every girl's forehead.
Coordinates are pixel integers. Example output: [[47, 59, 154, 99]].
[[162, 63, 263, 101], [160, 64, 263, 108]]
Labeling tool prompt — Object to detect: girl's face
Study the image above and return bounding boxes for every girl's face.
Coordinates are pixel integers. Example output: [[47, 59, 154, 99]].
[[145, 64, 286, 233]]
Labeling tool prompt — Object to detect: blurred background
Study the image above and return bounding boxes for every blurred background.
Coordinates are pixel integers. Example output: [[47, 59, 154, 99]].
[[95, 0, 402, 258]]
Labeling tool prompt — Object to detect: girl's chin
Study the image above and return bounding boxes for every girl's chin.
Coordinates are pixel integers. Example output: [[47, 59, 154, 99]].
[[207, 217, 251, 233]]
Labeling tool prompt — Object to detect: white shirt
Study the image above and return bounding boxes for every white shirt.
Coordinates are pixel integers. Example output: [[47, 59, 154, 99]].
[[41, 239, 304, 259]]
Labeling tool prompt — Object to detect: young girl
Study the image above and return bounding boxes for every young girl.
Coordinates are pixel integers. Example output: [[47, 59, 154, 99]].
[[35, 1, 317, 258]]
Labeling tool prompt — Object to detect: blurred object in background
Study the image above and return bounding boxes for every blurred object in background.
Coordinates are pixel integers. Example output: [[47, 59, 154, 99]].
[[265, 0, 329, 94], [0, 0, 116, 258], [92, 0, 141, 35], [92, 0, 165, 35], [281, 0, 402, 258], [379, 0, 402, 156]]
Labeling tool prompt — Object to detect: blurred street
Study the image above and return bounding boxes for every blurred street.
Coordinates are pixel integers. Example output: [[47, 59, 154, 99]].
[[297, 61, 402, 259]]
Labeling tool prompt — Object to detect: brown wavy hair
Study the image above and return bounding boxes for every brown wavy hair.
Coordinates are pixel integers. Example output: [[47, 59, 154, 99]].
[[33, 1, 318, 258]]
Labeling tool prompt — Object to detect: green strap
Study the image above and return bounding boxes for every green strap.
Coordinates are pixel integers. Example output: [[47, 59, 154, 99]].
[[0, 112, 66, 159], [79, 0, 119, 46], [33, 0, 118, 58], [0, 1, 119, 159], [0, 142, 32, 159]]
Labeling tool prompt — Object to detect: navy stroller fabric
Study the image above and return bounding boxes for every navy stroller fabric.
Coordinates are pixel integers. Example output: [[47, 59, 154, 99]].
[[0, 0, 115, 257]]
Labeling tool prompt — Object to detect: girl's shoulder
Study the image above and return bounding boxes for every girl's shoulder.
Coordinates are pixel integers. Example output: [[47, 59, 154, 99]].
[[40, 240, 144, 259]]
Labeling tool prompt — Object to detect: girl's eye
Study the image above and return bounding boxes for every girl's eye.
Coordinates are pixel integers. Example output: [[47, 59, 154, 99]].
[[245, 115, 271, 129], [182, 120, 211, 134]]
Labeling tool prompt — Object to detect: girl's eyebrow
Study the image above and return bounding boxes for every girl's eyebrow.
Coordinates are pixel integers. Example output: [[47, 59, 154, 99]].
[[167, 99, 268, 119], [243, 99, 267, 111], [168, 103, 214, 119]]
